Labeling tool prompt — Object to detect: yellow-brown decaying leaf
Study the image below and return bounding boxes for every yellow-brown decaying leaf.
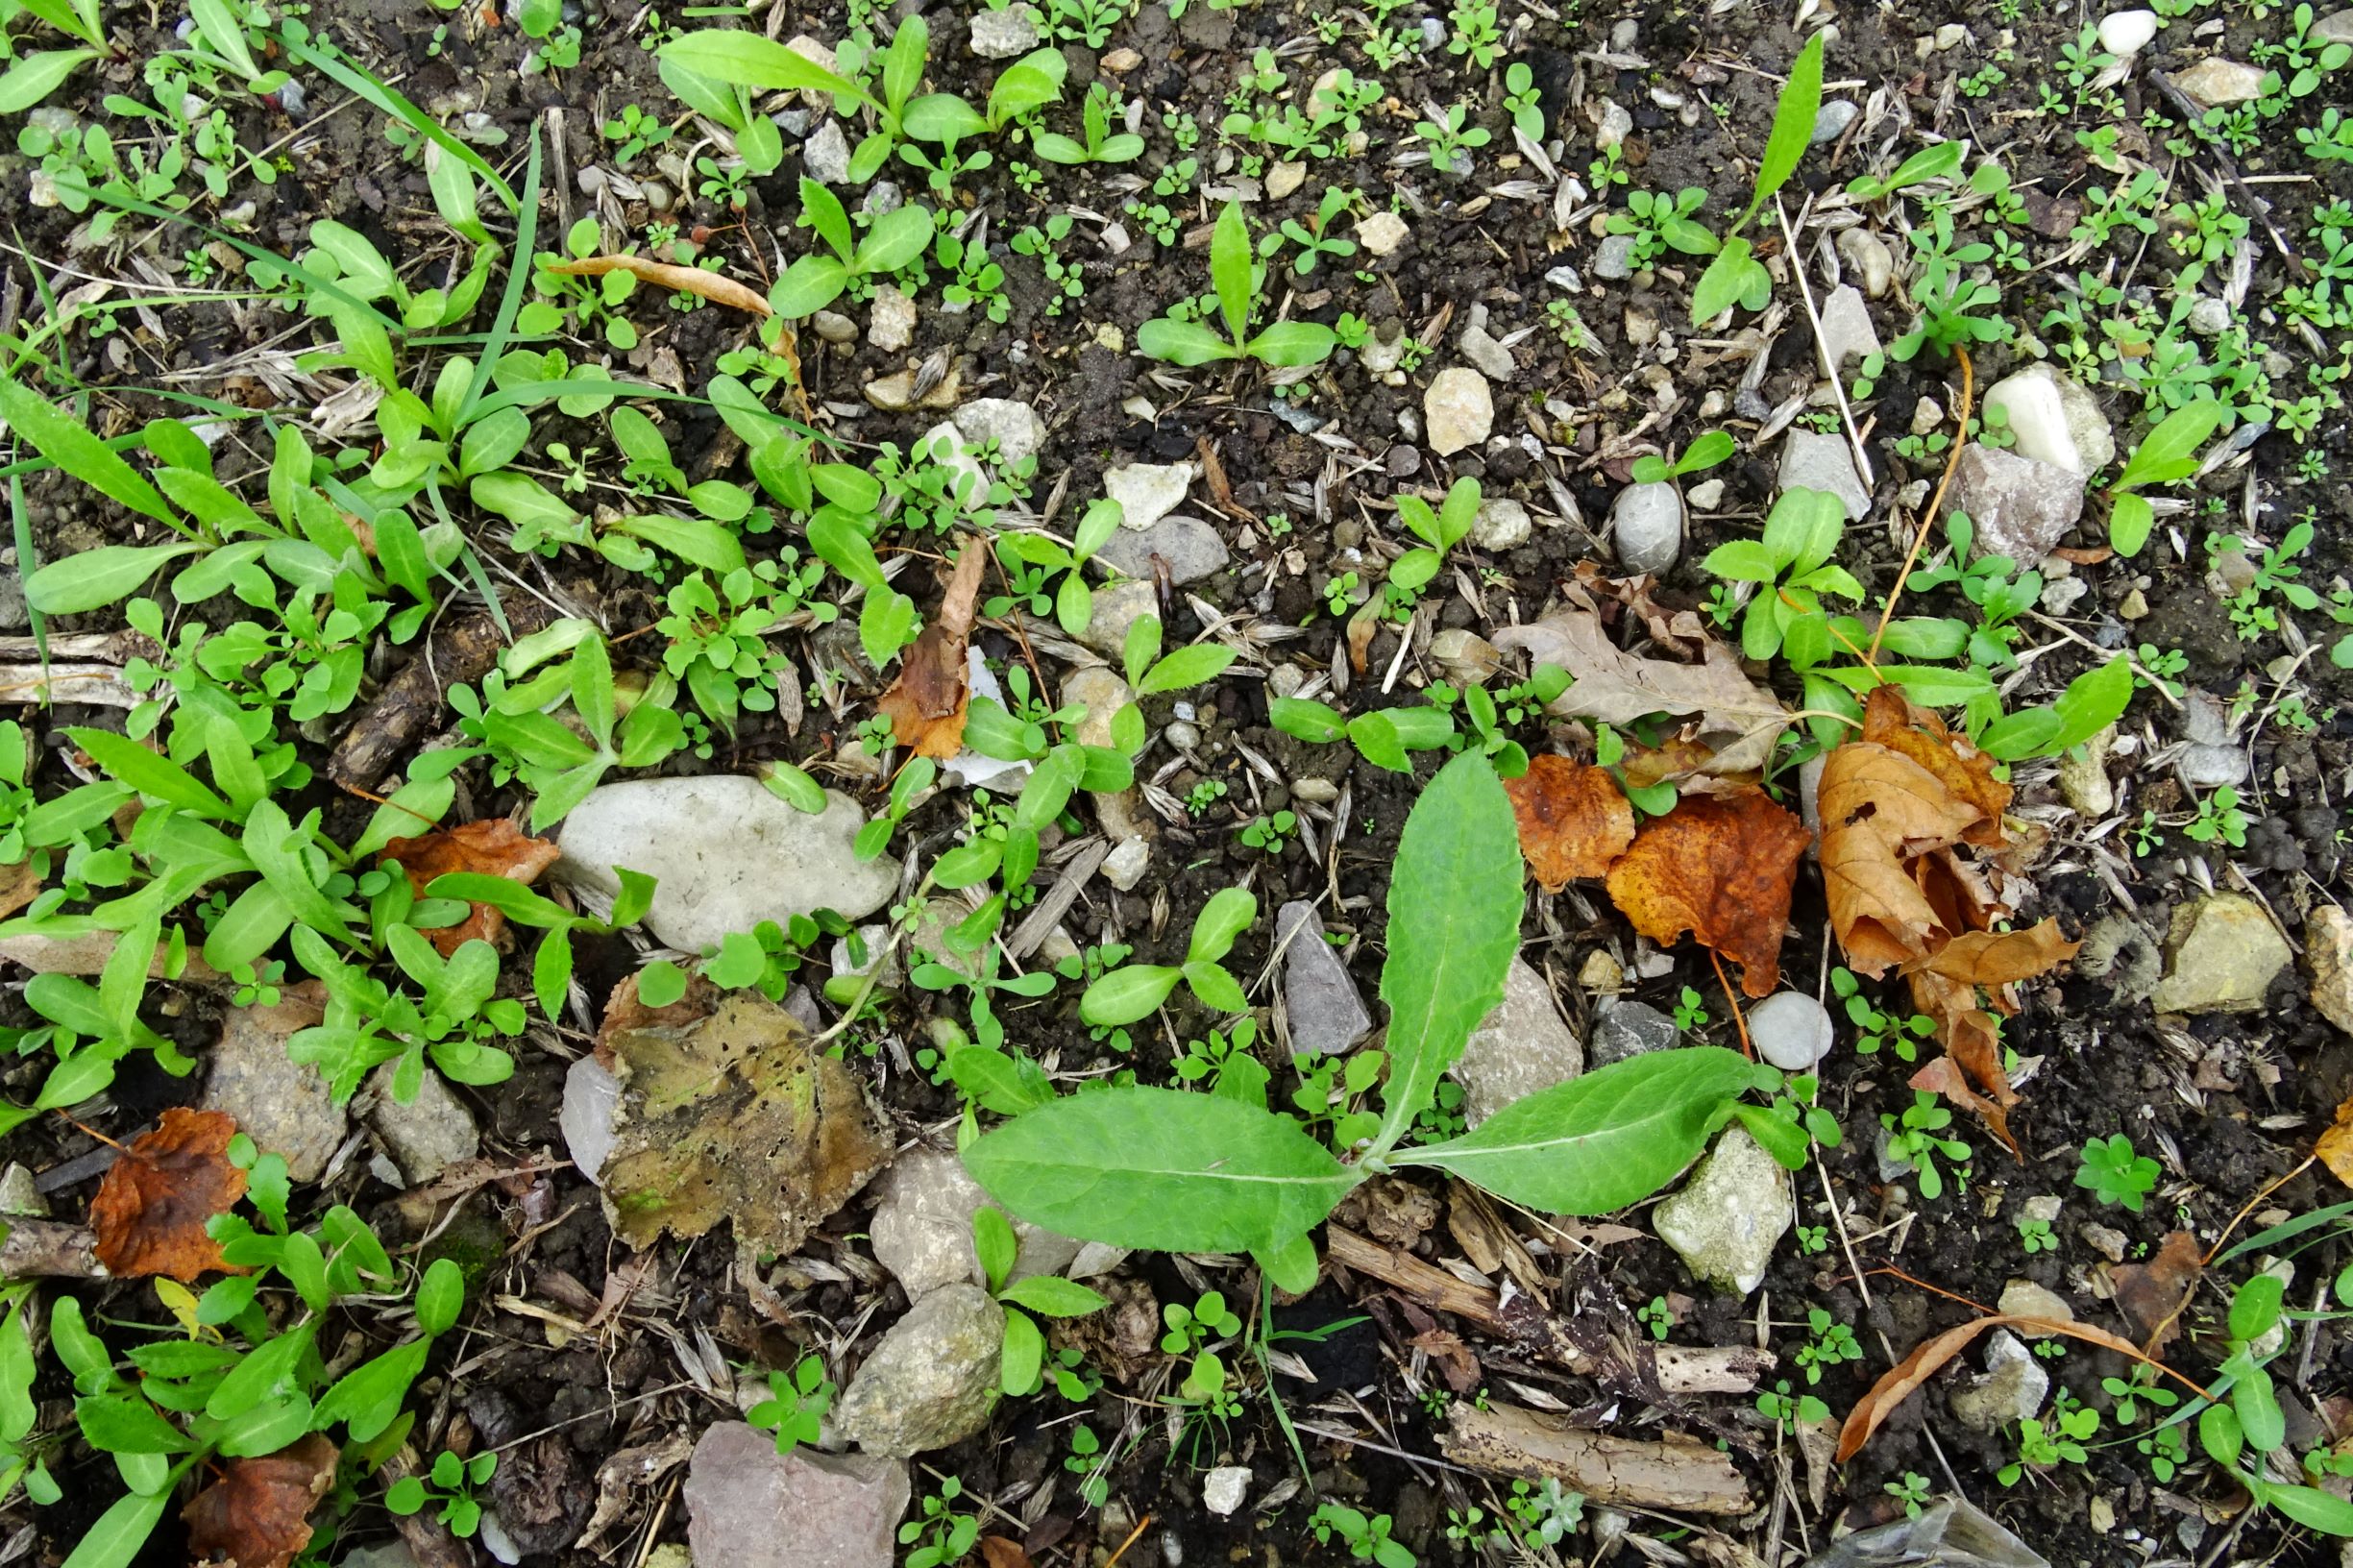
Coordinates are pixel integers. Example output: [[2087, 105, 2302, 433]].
[[1859, 685, 2012, 846], [1603, 790, 1811, 997], [875, 547, 987, 759], [183, 1433, 339, 1568], [2320, 1092, 2353, 1188], [1505, 755, 1635, 892], [381, 817, 562, 957], [89, 1107, 249, 1281], [1905, 922, 2082, 989], [1836, 1312, 2165, 1463], [548, 256, 772, 316], [0, 859, 39, 922]]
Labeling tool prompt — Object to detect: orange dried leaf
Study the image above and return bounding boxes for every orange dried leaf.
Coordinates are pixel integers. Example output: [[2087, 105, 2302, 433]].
[[381, 818, 561, 956], [1836, 1312, 2161, 1463], [1858, 685, 2011, 847], [1818, 742, 1980, 976], [1603, 790, 1811, 997], [2113, 1230, 2204, 1355], [1504, 756, 1635, 892], [183, 1433, 339, 1568], [89, 1107, 248, 1281], [875, 547, 988, 759], [548, 255, 772, 317], [979, 1540, 1035, 1568], [2318, 1092, 2353, 1188], [1905, 921, 2081, 990]]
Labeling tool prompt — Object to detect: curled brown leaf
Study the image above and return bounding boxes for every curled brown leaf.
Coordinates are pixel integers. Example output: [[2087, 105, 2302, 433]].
[[381, 818, 561, 956], [2113, 1230, 2204, 1355], [1505, 755, 1635, 892], [183, 1433, 339, 1568], [875, 547, 988, 759], [1603, 790, 1811, 997], [90, 1107, 248, 1281]]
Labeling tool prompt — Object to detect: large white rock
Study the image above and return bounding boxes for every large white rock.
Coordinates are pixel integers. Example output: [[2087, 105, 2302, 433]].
[[1982, 366, 2111, 475], [1424, 368, 1494, 455], [1105, 462, 1195, 532], [2175, 57, 2269, 105], [2097, 9, 2159, 54], [1612, 482, 1683, 575], [557, 775, 900, 956], [1653, 1124, 1793, 1294]]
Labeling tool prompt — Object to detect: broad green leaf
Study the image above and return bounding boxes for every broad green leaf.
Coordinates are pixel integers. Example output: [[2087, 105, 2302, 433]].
[[1401, 1046, 1769, 1212], [1256, 1232, 1319, 1294], [1078, 964, 1182, 1025], [1692, 237, 1765, 323], [66, 727, 230, 819], [2115, 399, 2222, 491], [1374, 753, 1524, 1152], [0, 380, 174, 526], [605, 515, 746, 575], [857, 205, 935, 275], [999, 1276, 1110, 1316], [972, 1205, 1017, 1289], [962, 1085, 1357, 1252], [1762, 486, 1845, 574], [1744, 32, 1825, 228], [0, 48, 100, 115], [1000, 1306, 1043, 1395], [1817, 664, 1994, 706], [1187, 888, 1256, 965], [1140, 644, 1235, 694], [761, 761, 827, 814], [986, 48, 1066, 128], [771, 255, 850, 318], [904, 92, 988, 144], [1268, 698, 1347, 744], [26, 543, 203, 615], [1136, 318, 1237, 366], [658, 30, 868, 102], [2107, 490, 2154, 556], [71, 1396, 194, 1455], [2044, 656, 2134, 754], [1247, 321, 1337, 367], [1701, 540, 1777, 582], [58, 1483, 170, 1568], [2267, 1483, 2353, 1537], [1210, 202, 1253, 345], [1974, 706, 2063, 761]]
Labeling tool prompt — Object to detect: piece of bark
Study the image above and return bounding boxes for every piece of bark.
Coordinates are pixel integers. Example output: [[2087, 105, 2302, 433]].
[[1327, 1225, 1770, 1395], [329, 598, 552, 792], [1443, 1402, 1753, 1514], [0, 1217, 103, 1278]]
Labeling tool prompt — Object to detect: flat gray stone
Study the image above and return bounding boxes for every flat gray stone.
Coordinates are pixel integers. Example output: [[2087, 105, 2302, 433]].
[[1778, 429, 1872, 521], [949, 399, 1046, 467], [1589, 1000, 1679, 1067], [1094, 514, 1229, 585], [1278, 902, 1373, 1057], [202, 989, 344, 1182], [1449, 957, 1581, 1126], [2175, 57, 2267, 106], [1811, 100, 1858, 144], [1816, 284, 1879, 369], [802, 120, 851, 184], [686, 1422, 907, 1568], [968, 4, 1041, 56], [834, 1285, 1004, 1457], [1593, 233, 1639, 281], [1471, 498, 1532, 551], [869, 1145, 1080, 1299], [365, 1061, 478, 1186], [1949, 1331, 2048, 1433], [1749, 992, 1833, 1072], [1653, 1123, 1792, 1294], [561, 1056, 621, 1184], [1945, 445, 2084, 564], [557, 776, 900, 957]]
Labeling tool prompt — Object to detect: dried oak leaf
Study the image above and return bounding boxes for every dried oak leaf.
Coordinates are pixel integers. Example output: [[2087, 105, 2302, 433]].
[[90, 1107, 248, 1281], [1603, 789, 1811, 997], [381, 818, 561, 956], [2113, 1230, 2204, 1355], [1836, 1313, 2159, 1463], [1570, 561, 1713, 659], [1818, 745, 1981, 975], [547, 255, 772, 316], [1493, 582, 1788, 775], [875, 546, 987, 759], [1505, 755, 1636, 892], [184, 1433, 339, 1568]]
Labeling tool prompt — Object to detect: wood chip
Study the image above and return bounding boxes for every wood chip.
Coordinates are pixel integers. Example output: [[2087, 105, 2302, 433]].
[[1443, 1401, 1752, 1514]]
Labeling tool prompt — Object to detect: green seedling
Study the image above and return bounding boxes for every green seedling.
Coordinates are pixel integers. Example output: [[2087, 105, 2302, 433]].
[[1136, 202, 1337, 368], [2074, 1133, 2160, 1211], [1033, 81, 1144, 164], [1690, 31, 1823, 322], [1631, 429, 1734, 486], [771, 178, 933, 316]]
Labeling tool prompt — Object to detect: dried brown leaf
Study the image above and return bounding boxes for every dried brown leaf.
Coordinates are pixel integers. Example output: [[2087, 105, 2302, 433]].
[[1603, 790, 1811, 997], [2113, 1230, 2204, 1354], [381, 818, 561, 956], [1904, 921, 2081, 990], [1571, 561, 1713, 658], [2319, 1092, 2353, 1188], [0, 859, 39, 922], [875, 547, 987, 759], [1859, 685, 2011, 849], [1817, 744, 1979, 976], [90, 1107, 248, 1281], [1836, 1313, 2159, 1462], [548, 255, 772, 316], [183, 1433, 339, 1568], [1493, 583, 1787, 774], [1505, 755, 1636, 892], [979, 1538, 1035, 1568]]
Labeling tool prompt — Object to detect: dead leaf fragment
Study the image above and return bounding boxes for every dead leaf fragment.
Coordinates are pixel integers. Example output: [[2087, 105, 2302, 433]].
[[0, 859, 41, 922], [183, 1433, 339, 1568], [1505, 755, 1635, 892], [1604, 790, 1810, 996], [1492, 582, 1788, 774], [979, 1541, 1035, 1568], [89, 1107, 249, 1281], [2112, 1230, 2203, 1354], [600, 993, 893, 1258], [1836, 1313, 2163, 1462], [875, 546, 987, 758], [548, 255, 772, 316], [381, 818, 562, 956], [2319, 1092, 2353, 1188]]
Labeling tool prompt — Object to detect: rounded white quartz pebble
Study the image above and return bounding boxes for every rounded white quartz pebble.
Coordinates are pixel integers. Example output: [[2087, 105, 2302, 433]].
[[1749, 991, 1836, 1072]]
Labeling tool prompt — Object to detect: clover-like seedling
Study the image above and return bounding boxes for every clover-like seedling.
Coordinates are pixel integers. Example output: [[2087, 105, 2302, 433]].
[[1079, 886, 1256, 1025], [2072, 1132, 2159, 1212]]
